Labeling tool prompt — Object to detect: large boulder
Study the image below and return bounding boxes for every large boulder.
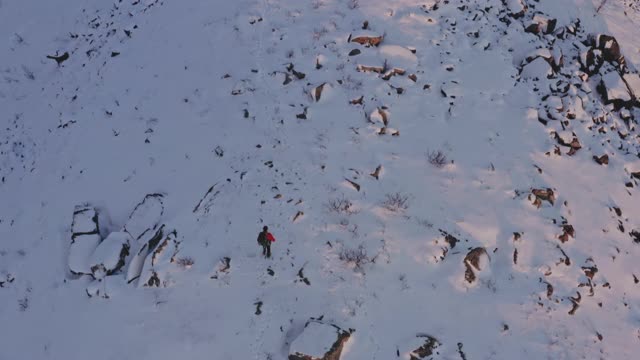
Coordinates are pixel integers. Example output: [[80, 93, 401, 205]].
[[520, 57, 553, 80], [126, 225, 165, 284], [591, 34, 622, 63], [598, 71, 633, 109], [139, 230, 181, 287], [123, 193, 164, 242], [289, 319, 353, 360], [68, 206, 102, 275], [89, 232, 131, 279], [71, 205, 100, 235]]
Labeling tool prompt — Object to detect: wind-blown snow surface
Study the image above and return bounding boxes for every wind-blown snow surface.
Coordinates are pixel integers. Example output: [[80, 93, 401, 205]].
[[1, 0, 640, 359]]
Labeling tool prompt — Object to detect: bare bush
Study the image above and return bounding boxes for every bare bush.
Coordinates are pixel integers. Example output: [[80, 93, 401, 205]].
[[427, 150, 448, 168], [175, 257, 195, 269], [326, 196, 357, 215], [382, 193, 409, 212], [339, 244, 369, 269], [348, 0, 360, 9], [18, 297, 28, 311]]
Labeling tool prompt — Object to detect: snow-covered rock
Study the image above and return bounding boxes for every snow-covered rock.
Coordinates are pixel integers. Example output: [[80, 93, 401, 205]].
[[525, 14, 557, 35], [598, 71, 632, 107], [139, 230, 181, 287], [504, 0, 527, 18], [463, 247, 490, 283], [289, 319, 352, 360], [86, 275, 122, 299], [89, 232, 131, 279], [378, 45, 418, 70], [123, 193, 164, 242], [71, 206, 100, 235], [592, 34, 622, 62], [623, 73, 640, 102], [520, 57, 553, 80], [68, 206, 102, 275], [580, 48, 604, 75], [126, 225, 165, 284], [69, 234, 102, 275]]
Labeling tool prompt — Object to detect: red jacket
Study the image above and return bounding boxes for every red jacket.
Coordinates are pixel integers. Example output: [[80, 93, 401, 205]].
[[266, 233, 275, 242]]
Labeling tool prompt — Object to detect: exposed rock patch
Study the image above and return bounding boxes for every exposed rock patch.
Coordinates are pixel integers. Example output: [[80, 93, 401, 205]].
[[289, 319, 353, 360]]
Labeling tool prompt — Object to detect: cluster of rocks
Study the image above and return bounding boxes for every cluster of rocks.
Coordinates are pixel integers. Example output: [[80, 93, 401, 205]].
[[68, 194, 186, 297], [510, 6, 640, 168]]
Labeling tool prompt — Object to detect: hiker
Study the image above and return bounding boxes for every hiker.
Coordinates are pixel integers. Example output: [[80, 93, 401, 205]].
[[257, 226, 276, 258]]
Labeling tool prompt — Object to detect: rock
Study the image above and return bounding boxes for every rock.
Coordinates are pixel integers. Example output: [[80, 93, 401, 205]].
[[139, 230, 181, 287], [289, 319, 352, 360], [520, 57, 553, 80], [504, 0, 527, 18], [580, 48, 604, 75], [464, 247, 489, 283], [622, 73, 640, 103], [378, 45, 418, 70], [369, 107, 389, 126], [356, 64, 384, 74], [408, 334, 441, 359], [558, 224, 575, 243], [525, 14, 557, 35], [592, 34, 622, 62], [593, 154, 609, 165], [598, 71, 633, 108], [123, 193, 164, 242], [126, 225, 165, 284], [311, 83, 332, 102], [86, 275, 120, 299], [69, 206, 102, 275], [550, 80, 570, 94], [531, 188, 555, 208], [552, 47, 564, 70], [348, 49, 361, 56], [547, 96, 563, 111], [69, 234, 102, 275], [350, 34, 383, 47], [71, 205, 100, 235], [89, 232, 131, 279]]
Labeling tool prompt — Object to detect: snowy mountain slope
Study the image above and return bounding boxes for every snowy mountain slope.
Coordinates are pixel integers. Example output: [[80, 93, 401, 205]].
[[1, 0, 640, 359]]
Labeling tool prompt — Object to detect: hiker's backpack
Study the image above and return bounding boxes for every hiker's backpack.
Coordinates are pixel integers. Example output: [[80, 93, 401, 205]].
[[257, 232, 266, 245], [266, 233, 275, 243]]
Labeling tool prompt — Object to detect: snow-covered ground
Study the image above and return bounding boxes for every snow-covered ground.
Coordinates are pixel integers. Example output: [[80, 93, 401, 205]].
[[1, 0, 640, 359]]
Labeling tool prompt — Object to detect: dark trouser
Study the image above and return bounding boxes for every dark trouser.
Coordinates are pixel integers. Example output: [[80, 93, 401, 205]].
[[262, 242, 271, 258]]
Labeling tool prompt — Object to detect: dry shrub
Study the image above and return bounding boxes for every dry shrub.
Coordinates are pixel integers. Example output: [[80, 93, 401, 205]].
[[326, 196, 357, 215], [382, 193, 409, 212], [427, 150, 448, 168], [339, 244, 369, 269], [175, 257, 195, 269]]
